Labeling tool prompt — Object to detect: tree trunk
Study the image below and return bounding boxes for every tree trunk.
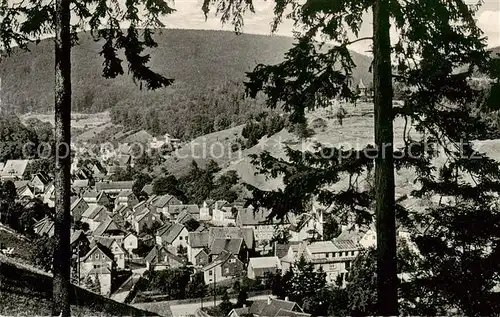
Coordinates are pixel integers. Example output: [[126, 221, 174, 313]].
[[373, 0, 398, 315], [52, 0, 72, 314]]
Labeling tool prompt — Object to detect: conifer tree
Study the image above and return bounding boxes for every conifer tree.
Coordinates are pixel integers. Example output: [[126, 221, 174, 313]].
[[203, 0, 500, 314], [1, 0, 174, 315]]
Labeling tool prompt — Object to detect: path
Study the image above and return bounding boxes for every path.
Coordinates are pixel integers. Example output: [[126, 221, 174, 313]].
[[133, 294, 270, 317]]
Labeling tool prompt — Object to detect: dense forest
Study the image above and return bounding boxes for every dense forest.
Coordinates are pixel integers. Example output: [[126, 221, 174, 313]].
[[0, 29, 374, 115], [109, 81, 272, 140]]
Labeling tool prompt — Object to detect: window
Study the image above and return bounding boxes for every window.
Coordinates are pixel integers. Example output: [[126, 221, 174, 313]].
[[351, 251, 354, 256], [209, 270, 213, 276], [185, 236, 189, 243], [225, 268, 230, 274], [95, 253, 99, 260], [229, 258, 236, 263], [179, 236, 183, 240]]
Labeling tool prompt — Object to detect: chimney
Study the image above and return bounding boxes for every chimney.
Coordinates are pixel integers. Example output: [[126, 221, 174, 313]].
[[285, 296, 289, 301], [267, 296, 272, 305]]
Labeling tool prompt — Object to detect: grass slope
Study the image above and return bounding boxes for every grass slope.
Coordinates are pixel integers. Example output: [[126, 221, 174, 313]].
[[0, 29, 372, 114], [0, 253, 158, 316]]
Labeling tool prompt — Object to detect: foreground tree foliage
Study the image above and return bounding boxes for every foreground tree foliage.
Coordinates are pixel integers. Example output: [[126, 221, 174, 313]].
[[203, 0, 500, 314], [1, 0, 175, 315]]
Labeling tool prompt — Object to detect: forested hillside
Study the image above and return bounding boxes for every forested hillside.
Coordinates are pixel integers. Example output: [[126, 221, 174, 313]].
[[0, 29, 373, 140]]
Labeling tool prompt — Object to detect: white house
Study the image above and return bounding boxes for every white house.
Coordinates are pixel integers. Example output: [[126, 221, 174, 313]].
[[248, 256, 282, 279]]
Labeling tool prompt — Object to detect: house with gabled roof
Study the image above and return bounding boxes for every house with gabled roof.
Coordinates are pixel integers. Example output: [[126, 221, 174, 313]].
[[95, 181, 134, 195], [42, 182, 55, 207], [208, 227, 254, 251], [149, 194, 182, 217], [92, 218, 125, 238], [188, 230, 210, 264], [81, 205, 111, 231], [199, 199, 215, 221], [145, 245, 185, 270], [194, 248, 210, 267], [115, 190, 138, 208], [71, 229, 90, 257], [248, 256, 282, 280], [80, 243, 115, 277], [241, 297, 310, 317], [15, 181, 35, 199], [236, 207, 290, 247], [92, 237, 126, 269], [168, 204, 200, 220], [34, 217, 54, 237], [337, 223, 376, 249], [0, 160, 30, 181], [155, 222, 189, 254], [285, 240, 362, 287], [82, 190, 110, 207], [30, 172, 50, 194], [71, 197, 89, 222], [123, 232, 138, 256], [201, 250, 245, 285], [209, 237, 248, 263], [131, 208, 162, 234], [141, 184, 153, 196], [72, 179, 90, 194]]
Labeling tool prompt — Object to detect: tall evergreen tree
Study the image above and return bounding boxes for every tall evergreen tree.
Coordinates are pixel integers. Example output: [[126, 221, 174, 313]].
[[203, 0, 500, 314], [1, 0, 175, 315]]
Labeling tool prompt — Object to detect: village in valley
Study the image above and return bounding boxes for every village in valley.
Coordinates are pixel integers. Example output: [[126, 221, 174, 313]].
[[0, 101, 414, 316]]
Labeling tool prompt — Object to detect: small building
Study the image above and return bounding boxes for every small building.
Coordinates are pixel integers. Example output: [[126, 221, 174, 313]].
[[81, 205, 111, 232], [131, 209, 162, 234], [149, 194, 182, 217], [71, 197, 89, 222], [194, 248, 210, 267], [168, 204, 200, 221], [82, 190, 110, 207], [123, 232, 139, 256], [115, 190, 139, 208], [0, 160, 30, 181], [155, 222, 189, 254], [248, 256, 282, 280], [95, 181, 134, 195], [144, 245, 185, 270], [79, 243, 114, 277], [30, 173, 50, 194], [201, 250, 245, 285], [238, 297, 310, 317], [87, 266, 112, 296], [188, 230, 210, 264]]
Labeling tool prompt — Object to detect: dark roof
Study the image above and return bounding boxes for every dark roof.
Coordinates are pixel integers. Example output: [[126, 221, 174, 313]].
[[168, 204, 199, 216], [96, 181, 134, 191], [142, 184, 153, 195], [237, 207, 285, 226], [332, 239, 362, 250], [145, 245, 185, 264], [188, 231, 209, 248], [275, 242, 300, 259], [208, 227, 254, 250], [250, 299, 304, 317], [157, 223, 185, 244], [152, 195, 179, 208], [210, 238, 243, 255]]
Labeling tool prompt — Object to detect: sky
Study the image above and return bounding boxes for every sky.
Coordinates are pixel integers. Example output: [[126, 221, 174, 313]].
[[158, 0, 500, 54], [3, 0, 500, 55]]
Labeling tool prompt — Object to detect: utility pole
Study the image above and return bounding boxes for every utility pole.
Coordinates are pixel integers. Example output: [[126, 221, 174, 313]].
[[213, 272, 216, 308]]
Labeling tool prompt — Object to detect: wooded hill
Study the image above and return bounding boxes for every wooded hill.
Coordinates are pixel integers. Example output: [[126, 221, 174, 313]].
[[0, 29, 373, 140]]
